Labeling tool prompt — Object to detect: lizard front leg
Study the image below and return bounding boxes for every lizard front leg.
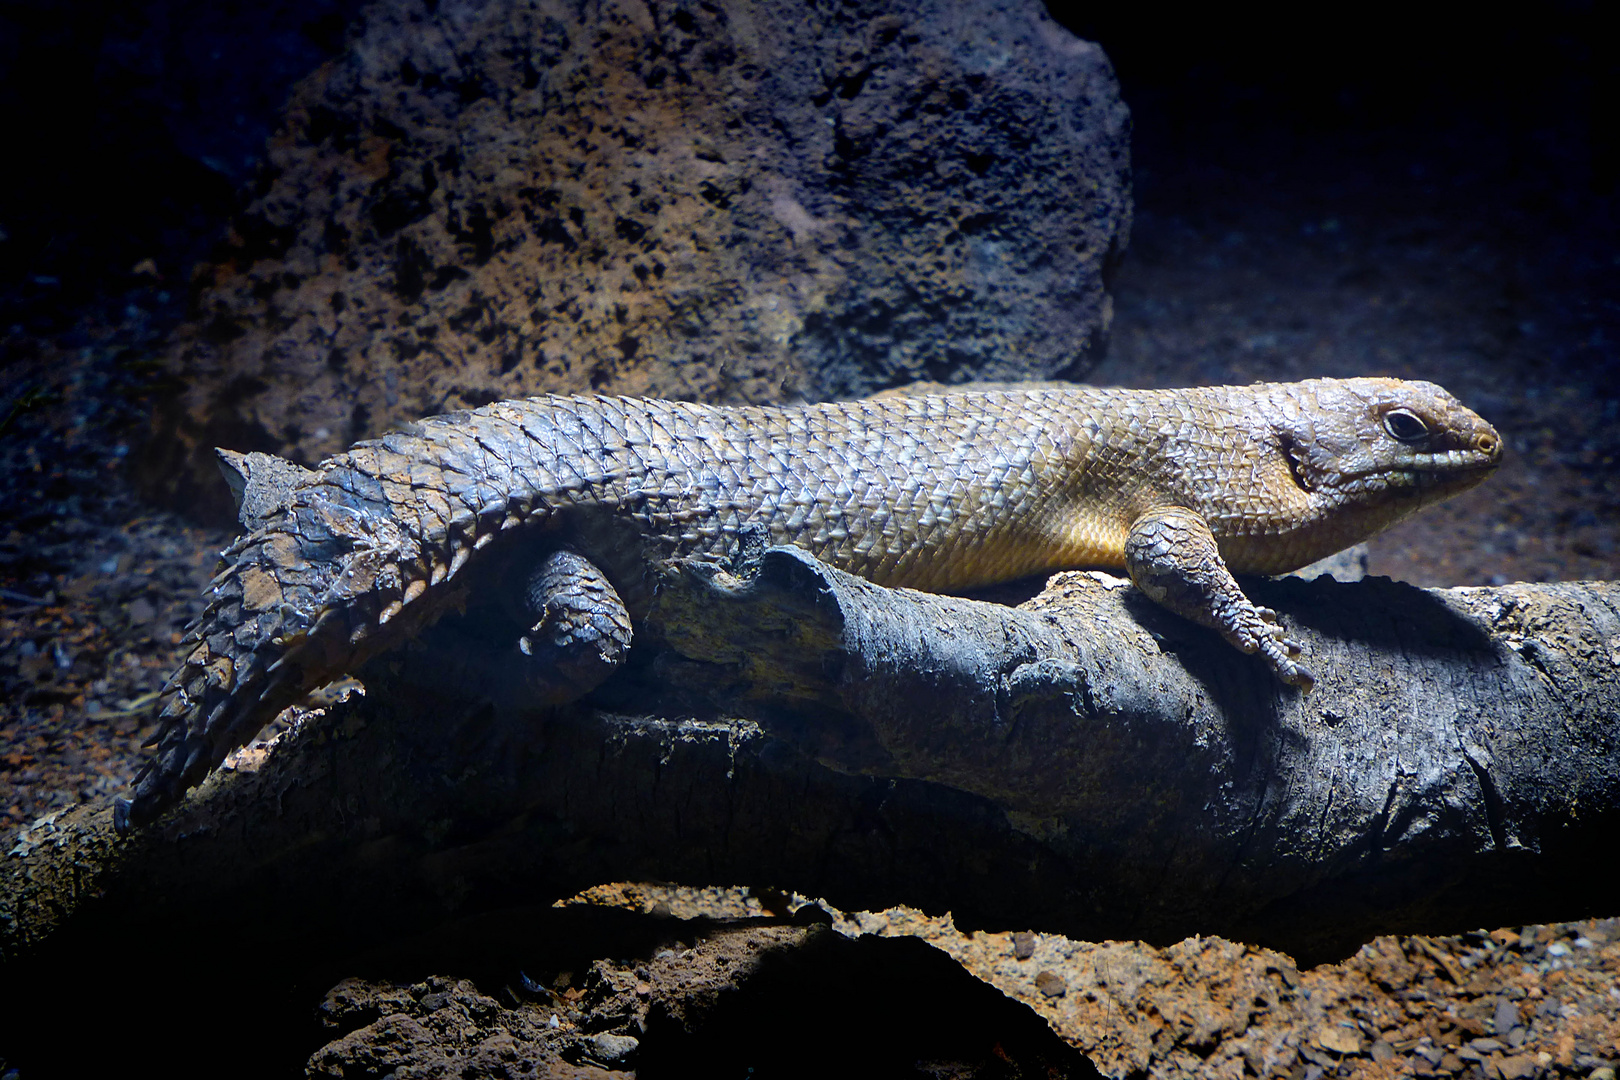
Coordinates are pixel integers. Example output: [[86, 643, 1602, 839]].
[[1123, 506, 1315, 691]]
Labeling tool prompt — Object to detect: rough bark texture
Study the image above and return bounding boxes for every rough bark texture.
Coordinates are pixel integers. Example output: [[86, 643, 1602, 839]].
[[136, 0, 1131, 521], [6, 552, 1617, 982]]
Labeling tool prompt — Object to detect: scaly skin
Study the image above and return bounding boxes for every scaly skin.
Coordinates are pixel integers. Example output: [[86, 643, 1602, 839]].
[[116, 379, 1501, 831]]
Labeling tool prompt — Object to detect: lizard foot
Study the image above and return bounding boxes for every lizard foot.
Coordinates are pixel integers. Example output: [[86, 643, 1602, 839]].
[[1125, 506, 1315, 690], [1244, 605, 1315, 692]]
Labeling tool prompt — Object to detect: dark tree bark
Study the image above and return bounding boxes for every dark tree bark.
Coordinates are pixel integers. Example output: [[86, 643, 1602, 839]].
[[4, 549, 1618, 979]]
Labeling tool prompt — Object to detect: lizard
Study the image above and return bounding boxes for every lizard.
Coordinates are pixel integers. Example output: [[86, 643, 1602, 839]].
[[114, 377, 1501, 832]]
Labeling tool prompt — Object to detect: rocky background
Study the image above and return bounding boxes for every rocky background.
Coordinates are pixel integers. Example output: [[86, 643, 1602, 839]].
[[132, 0, 1131, 520], [1, 0, 1617, 1076]]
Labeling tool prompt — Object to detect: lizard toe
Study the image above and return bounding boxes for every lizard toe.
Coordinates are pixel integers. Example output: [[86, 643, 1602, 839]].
[[1261, 638, 1315, 692]]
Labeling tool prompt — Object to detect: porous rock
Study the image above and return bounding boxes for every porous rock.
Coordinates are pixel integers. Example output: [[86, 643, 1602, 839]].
[[139, 0, 1131, 519]]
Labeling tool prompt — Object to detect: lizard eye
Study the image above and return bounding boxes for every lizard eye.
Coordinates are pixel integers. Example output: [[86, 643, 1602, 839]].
[[1382, 408, 1430, 443]]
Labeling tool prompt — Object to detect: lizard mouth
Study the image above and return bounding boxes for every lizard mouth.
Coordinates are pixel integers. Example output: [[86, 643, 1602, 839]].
[[1410, 445, 1502, 471], [1281, 450, 1500, 497], [1276, 433, 1500, 495], [1403, 447, 1502, 478], [1348, 453, 1502, 496]]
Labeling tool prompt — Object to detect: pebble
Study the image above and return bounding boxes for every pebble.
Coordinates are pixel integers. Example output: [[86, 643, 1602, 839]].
[[1034, 970, 1066, 998], [590, 1033, 639, 1062], [1315, 1024, 1361, 1056], [1012, 931, 1036, 960], [1497, 1056, 1539, 1080]]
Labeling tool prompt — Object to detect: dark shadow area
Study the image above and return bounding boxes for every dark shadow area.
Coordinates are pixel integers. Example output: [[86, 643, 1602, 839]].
[[1245, 574, 1499, 664], [0, 0, 369, 330], [636, 926, 1101, 1080], [0, 924, 340, 1077], [1239, 811, 1620, 969], [1050, 2, 1613, 206], [0, 901, 1101, 1078]]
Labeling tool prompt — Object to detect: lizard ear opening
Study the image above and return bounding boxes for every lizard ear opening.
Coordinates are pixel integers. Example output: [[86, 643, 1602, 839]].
[[1276, 431, 1314, 492]]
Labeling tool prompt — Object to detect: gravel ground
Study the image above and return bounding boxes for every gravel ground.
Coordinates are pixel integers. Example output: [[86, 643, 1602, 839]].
[[1, 302, 223, 833], [288, 887, 1620, 1078]]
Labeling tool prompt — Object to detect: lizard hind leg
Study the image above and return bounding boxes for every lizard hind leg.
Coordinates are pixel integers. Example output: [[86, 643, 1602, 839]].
[[514, 547, 635, 706], [1123, 506, 1315, 691]]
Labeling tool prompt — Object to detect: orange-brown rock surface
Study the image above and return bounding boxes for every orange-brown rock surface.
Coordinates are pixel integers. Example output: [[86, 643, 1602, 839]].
[[834, 906, 1620, 1079]]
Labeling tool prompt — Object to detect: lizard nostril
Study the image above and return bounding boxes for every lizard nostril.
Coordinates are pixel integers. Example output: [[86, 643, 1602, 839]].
[[1476, 433, 1500, 455]]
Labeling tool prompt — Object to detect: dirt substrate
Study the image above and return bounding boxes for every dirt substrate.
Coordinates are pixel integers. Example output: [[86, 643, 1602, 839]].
[[276, 885, 1620, 1078]]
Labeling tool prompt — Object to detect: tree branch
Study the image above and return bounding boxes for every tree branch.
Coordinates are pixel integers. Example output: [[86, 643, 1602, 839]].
[[5, 549, 1618, 976]]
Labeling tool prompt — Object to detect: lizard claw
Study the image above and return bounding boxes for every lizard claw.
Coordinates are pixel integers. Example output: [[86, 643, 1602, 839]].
[[1235, 605, 1314, 691], [1260, 632, 1314, 692]]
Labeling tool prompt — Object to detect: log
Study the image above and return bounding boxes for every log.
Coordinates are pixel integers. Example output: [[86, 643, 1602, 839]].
[[5, 549, 1618, 981]]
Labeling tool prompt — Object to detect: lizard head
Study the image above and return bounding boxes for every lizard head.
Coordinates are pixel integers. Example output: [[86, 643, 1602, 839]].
[[1265, 376, 1502, 523]]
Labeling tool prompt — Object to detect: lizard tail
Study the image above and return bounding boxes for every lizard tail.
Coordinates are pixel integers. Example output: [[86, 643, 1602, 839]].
[[113, 465, 456, 832], [113, 530, 357, 831], [114, 405, 564, 832]]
